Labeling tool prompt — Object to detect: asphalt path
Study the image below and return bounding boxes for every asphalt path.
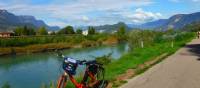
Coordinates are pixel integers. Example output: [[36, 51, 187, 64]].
[[121, 39, 200, 88]]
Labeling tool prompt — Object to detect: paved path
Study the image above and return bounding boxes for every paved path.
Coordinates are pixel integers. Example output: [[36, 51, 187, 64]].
[[121, 39, 200, 88]]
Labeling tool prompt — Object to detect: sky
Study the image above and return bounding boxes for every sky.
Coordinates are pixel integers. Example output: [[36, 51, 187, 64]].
[[0, 0, 200, 27]]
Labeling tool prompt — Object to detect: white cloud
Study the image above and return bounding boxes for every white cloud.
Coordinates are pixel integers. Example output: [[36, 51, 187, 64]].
[[82, 16, 90, 22], [47, 21, 67, 27], [121, 8, 162, 24], [0, 0, 155, 27]]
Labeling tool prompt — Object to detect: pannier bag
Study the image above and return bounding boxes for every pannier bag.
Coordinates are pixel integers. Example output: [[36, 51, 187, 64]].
[[63, 57, 78, 75]]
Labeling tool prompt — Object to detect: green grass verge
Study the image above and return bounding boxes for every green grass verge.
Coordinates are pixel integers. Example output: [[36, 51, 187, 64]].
[[104, 35, 194, 86]]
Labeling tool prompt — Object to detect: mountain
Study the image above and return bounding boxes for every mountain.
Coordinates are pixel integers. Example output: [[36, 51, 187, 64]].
[[160, 12, 200, 30], [139, 19, 168, 29], [0, 9, 60, 32], [127, 19, 167, 29], [93, 22, 131, 33], [128, 12, 200, 30]]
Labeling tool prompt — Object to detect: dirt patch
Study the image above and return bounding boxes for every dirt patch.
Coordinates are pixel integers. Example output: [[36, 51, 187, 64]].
[[106, 83, 113, 88], [103, 36, 118, 45], [112, 69, 135, 87], [145, 53, 169, 67], [117, 69, 135, 81]]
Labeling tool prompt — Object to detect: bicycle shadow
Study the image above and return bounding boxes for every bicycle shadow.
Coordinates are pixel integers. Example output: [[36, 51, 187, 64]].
[[185, 44, 200, 61]]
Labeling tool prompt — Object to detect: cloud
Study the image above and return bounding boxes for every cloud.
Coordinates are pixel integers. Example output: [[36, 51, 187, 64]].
[[118, 8, 162, 24], [47, 21, 67, 27], [192, 0, 200, 2], [131, 8, 162, 23], [0, 0, 155, 27], [82, 16, 90, 22]]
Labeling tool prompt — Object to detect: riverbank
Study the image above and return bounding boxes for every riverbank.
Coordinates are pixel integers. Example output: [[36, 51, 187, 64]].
[[0, 35, 119, 56], [104, 33, 195, 87]]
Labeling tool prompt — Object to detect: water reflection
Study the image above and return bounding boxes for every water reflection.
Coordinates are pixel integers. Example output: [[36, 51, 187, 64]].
[[0, 43, 128, 88]]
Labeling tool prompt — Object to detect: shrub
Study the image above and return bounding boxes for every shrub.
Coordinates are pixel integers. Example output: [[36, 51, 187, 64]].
[[96, 53, 112, 65]]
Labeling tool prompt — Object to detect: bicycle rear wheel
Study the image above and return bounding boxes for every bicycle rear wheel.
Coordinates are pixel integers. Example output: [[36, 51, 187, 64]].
[[93, 80, 108, 88]]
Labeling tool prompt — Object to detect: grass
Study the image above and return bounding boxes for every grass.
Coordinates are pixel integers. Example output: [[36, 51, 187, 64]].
[[104, 33, 194, 87], [104, 43, 170, 80], [0, 34, 111, 47], [0, 43, 73, 55], [0, 34, 119, 56]]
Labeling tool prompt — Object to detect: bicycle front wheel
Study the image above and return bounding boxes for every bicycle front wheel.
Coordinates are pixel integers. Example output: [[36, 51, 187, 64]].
[[57, 75, 67, 88]]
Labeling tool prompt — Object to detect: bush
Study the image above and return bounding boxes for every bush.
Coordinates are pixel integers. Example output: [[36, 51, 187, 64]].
[[1, 82, 11, 88], [96, 53, 112, 65], [0, 34, 112, 47], [128, 30, 156, 50]]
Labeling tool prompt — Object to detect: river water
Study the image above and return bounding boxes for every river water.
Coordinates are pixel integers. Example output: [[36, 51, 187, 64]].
[[0, 43, 128, 88]]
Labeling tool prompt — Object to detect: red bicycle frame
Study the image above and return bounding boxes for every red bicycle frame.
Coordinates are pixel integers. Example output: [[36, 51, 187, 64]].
[[57, 66, 98, 88]]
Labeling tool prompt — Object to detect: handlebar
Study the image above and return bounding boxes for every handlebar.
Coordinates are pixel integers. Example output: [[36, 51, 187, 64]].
[[55, 50, 102, 66], [77, 60, 87, 65], [77, 60, 103, 66]]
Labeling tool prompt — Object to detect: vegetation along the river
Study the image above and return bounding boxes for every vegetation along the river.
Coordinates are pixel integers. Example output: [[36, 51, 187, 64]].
[[0, 25, 126, 56]]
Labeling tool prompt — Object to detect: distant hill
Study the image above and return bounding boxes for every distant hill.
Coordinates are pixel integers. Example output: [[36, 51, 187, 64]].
[[128, 12, 200, 30], [93, 22, 131, 33], [160, 12, 200, 30], [139, 19, 168, 29], [0, 9, 60, 32], [182, 21, 200, 31]]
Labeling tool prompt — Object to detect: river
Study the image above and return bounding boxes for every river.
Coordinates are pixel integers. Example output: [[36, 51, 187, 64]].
[[0, 43, 128, 88]]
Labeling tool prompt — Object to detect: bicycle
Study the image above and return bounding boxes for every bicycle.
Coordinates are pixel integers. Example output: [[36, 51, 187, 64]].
[[56, 54, 108, 88]]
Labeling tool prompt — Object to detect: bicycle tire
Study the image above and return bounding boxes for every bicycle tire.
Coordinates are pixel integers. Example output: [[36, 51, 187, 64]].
[[57, 75, 67, 88], [93, 80, 108, 88]]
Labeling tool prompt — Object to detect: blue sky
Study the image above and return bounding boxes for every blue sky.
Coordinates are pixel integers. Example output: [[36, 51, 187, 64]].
[[0, 0, 200, 27]]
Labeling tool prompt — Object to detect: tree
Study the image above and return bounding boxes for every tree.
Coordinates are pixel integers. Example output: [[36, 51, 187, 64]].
[[57, 28, 66, 34], [57, 26, 75, 34], [117, 25, 125, 35], [116, 25, 126, 40], [14, 27, 23, 36], [14, 26, 36, 36], [88, 26, 95, 35], [22, 26, 29, 35], [165, 29, 176, 48], [37, 27, 48, 35], [28, 28, 36, 35], [76, 29, 83, 34], [66, 26, 75, 34], [128, 30, 155, 50]]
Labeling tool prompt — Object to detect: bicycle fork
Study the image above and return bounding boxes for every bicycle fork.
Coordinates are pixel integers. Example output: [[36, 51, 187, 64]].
[[57, 73, 67, 88]]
